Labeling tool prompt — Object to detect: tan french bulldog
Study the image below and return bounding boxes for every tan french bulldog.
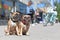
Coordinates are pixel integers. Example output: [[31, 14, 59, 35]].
[[22, 15, 31, 35], [4, 12, 23, 36], [4, 12, 31, 36]]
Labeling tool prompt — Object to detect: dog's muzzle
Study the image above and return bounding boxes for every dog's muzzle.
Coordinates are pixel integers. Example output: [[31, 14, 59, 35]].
[[22, 17, 31, 24], [11, 14, 20, 22]]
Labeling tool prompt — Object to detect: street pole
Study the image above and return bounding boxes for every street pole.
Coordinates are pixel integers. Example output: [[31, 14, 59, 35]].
[[7, 0, 18, 12]]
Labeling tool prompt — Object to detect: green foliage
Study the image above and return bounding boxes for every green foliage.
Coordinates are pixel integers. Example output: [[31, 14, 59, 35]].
[[55, 3, 60, 21]]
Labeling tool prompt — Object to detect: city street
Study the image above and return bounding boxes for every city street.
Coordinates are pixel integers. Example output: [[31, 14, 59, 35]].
[[0, 23, 60, 40], [0, 0, 60, 40]]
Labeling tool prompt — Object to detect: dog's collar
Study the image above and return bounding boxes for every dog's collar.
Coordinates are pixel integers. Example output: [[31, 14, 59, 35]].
[[11, 18, 19, 23], [12, 20, 18, 23]]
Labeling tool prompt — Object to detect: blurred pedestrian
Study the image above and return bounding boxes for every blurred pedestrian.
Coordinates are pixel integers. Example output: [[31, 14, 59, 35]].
[[44, 6, 57, 26], [26, 0, 35, 24], [37, 1, 46, 23], [35, 8, 40, 24]]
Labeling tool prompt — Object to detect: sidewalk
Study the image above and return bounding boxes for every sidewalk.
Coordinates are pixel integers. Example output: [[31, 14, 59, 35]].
[[0, 23, 60, 40]]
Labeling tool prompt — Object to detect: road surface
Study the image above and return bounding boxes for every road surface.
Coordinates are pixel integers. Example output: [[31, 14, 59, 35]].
[[0, 23, 60, 40]]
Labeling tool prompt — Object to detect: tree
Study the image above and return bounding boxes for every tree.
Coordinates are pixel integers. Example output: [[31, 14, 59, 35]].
[[55, 2, 60, 21]]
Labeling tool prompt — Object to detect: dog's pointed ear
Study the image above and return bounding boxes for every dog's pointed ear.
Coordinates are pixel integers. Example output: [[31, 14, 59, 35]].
[[10, 12, 13, 14], [16, 11, 20, 13]]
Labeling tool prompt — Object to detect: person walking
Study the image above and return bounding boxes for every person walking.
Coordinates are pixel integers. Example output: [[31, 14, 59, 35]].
[[26, 0, 35, 24]]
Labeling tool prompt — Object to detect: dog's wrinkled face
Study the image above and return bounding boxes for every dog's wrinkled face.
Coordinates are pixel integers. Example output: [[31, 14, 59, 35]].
[[23, 15, 31, 23], [11, 12, 20, 22]]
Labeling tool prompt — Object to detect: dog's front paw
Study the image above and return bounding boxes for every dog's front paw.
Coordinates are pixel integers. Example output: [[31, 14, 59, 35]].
[[17, 33, 22, 36], [26, 32, 29, 36], [19, 34, 22, 36], [5, 33, 9, 35]]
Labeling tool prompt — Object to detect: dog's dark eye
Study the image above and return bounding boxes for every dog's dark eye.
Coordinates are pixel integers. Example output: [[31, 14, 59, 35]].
[[24, 17, 26, 18], [28, 17, 30, 18]]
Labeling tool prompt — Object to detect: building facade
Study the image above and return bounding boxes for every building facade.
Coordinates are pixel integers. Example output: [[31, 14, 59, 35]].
[[0, 0, 27, 19]]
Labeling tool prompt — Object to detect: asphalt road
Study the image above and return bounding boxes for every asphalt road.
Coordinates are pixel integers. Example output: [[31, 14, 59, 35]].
[[0, 23, 60, 40]]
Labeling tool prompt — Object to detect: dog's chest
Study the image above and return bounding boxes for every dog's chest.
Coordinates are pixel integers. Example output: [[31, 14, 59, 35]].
[[10, 21, 16, 26]]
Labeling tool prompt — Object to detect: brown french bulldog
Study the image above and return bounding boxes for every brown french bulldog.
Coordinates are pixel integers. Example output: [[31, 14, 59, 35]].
[[22, 15, 31, 35], [4, 12, 23, 36]]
